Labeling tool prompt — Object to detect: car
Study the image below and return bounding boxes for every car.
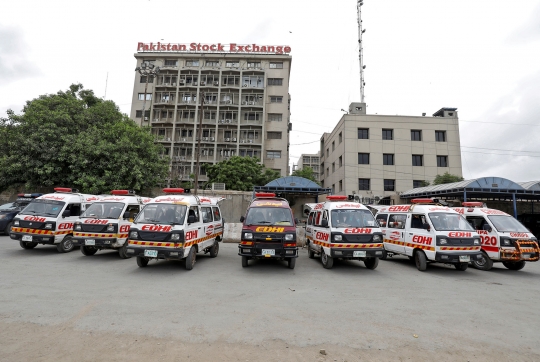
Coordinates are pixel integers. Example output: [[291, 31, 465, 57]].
[[0, 193, 42, 234]]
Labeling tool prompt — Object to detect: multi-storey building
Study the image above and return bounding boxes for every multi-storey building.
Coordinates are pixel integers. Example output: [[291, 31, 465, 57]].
[[130, 42, 292, 187], [296, 152, 321, 181], [320, 102, 463, 202]]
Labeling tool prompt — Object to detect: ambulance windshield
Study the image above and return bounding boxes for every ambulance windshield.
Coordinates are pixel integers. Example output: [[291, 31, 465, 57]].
[[487, 215, 529, 233], [136, 204, 187, 225], [331, 209, 377, 228], [19, 199, 65, 217], [428, 213, 474, 231], [245, 207, 293, 226], [82, 202, 125, 219]]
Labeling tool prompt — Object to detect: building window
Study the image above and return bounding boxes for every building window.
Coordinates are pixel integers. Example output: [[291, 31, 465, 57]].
[[138, 93, 152, 101], [270, 96, 283, 103], [135, 110, 150, 118], [205, 60, 219, 67], [303, 156, 310, 163], [326, 167, 329, 176], [382, 129, 393, 140], [358, 153, 370, 164], [358, 128, 369, 139], [338, 156, 342, 167], [164, 60, 178, 66], [326, 148, 329, 157], [435, 130, 447, 142], [411, 130, 422, 141], [266, 150, 281, 159], [332, 141, 335, 151], [243, 112, 261, 120], [268, 113, 282, 122], [332, 184, 335, 194], [412, 155, 423, 166], [384, 179, 396, 191], [383, 154, 394, 165], [226, 61, 239, 68], [140, 76, 154, 83], [332, 162, 335, 172], [339, 180, 343, 192], [269, 62, 283, 69], [413, 180, 426, 188], [185, 60, 199, 67], [437, 155, 448, 167], [339, 132, 342, 144], [247, 62, 261, 68], [268, 78, 283, 86], [358, 178, 370, 190], [267, 131, 282, 139]]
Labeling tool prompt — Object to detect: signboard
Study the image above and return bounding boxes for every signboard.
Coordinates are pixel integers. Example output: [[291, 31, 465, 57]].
[[137, 42, 291, 55]]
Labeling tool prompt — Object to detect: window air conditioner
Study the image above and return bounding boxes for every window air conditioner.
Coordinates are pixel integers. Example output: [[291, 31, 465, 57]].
[[242, 101, 247, 105], [240, 140, 245, 143], [164, 83, 170, 86], [248, 101, 254, 105], [210, 137, 215, 141], [248, 140, 253, 143], [172, 82, 177, 86], [243, 84, 248, 87], [200, 81, 206, 86], [214, 82, 219, 86], [193, 82, 198, 86], [225, 138, 230, 142], [153, 119, 159, 122], [226, 119, 232, 123], [182, 138, 187, 142], [202, 137, 208, 141], [219, 120, 225, 123], [179, 80, 185, 84], [226, 100, 232, 104], [232, 138, 237, 141], [144, 117, 148, 121], [166, 137, 171, 141]]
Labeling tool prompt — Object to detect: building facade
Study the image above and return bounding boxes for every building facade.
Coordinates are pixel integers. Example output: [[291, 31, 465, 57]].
[[320, 103, 463, 202], [296, 152, 321, 181], [130, 43, 292, 186]]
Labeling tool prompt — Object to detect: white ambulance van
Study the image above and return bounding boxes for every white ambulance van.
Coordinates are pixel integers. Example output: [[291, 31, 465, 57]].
[[305, 195, 384, 269], [375, 199, 483, 271], [72, 190, 152, 258], [10, 187, 98, 253], [126, 188, 224, 270], [452, 202, 539, 270]]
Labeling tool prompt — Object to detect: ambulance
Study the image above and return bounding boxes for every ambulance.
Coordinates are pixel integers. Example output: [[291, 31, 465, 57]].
[[72, 190, 152, 258], [305, 196, 384, 269], [375, 199, 483, 271], [238, 193, 298, 269], [452, 202, 539, 271], [126, 188, 224, 270], [10, 188, 98, 252]]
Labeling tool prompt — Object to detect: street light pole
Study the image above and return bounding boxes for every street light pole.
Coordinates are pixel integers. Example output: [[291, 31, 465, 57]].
[[135, 61, 161, 124]]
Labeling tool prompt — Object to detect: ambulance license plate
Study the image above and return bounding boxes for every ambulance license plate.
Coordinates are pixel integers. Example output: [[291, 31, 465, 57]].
[[262, 249, 275, 256], [144, 250, 158, 258], [22, 235, 33, 242], [459, 255, 470, 262], [522, 254, 530, 259], [85, 239, 95, 246], [353, 251, 366, 257]]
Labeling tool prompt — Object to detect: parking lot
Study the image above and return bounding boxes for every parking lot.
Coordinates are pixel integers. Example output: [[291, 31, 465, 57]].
[[1, 235, 539, 361]]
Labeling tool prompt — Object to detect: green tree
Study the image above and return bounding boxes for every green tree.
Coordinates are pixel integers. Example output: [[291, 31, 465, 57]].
[[0, 84, 168, 194], [205, 156, 280, 191], [432, 172, 465, 185], [291, 166, 320, 185]]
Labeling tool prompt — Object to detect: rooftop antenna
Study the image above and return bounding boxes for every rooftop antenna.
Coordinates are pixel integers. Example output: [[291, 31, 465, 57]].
[[104, 72, 109, 99], [357, 1, 365, 103]]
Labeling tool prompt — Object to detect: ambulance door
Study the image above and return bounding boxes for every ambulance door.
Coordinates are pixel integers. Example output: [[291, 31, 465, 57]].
[[306, 211, 315, 249], [312, 210, 324, 253], [466, 215, 498, 259], [187, 206, 203, 251], [405, 213, 432, 257], [212, 206, 223, 239], [59, 202, 82, 232], [386, 214, 406, 254], [200, 206, 214, 249]]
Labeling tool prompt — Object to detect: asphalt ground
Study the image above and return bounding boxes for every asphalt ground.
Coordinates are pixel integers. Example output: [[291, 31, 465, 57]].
[[0, 235, 539, 361]]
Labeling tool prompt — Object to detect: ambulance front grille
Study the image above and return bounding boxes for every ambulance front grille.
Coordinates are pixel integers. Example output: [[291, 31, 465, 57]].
[[139, 231, 169, 241]]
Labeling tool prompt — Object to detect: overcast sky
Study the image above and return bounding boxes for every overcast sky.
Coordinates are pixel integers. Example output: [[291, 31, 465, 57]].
[[2, 0, 540, 183]]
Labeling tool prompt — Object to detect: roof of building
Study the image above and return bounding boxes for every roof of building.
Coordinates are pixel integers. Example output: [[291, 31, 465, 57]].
[[254, 176, 330, 194], [518, 181, 540, 190], [432, 107, 458, 117]]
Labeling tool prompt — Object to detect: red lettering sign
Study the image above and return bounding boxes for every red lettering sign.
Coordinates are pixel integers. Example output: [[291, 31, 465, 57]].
[[24, 216, 46, 222], [119, 225, 130, 233], [510, 232, 528, 238], [206, 225, 214, 236], [186, 230, 198, 240], [481, 235, 497, 246], [58, 223, 73, 230], [141, 224, 173, 232], [453, 208, 465, 214], [316, 232, 329, 241], [388, 206, 410, 212], [448, 232, 472, 237], [137, 42, 291, 55], [84, 219, 109, 225], [412, 235, 433, 245], [477, 230, 489, 235], [344, 228, 372, 234]]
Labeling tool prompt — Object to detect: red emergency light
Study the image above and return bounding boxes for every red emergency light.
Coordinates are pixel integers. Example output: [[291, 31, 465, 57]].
[[327, 195, 348, 201], [54, 187, 72, 193], [163, 188, 184, 194], [462, 202, 483, 207], [111, 190, 132, 195], [411, 198, 434, 204], [255, 193, 276, 198]]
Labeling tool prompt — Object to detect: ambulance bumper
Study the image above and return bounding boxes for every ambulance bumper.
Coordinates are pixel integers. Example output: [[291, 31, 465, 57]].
[[331, 248, 384, 258], [72, 237, 118, 248], [127, 245, 184, 260], [9, 232, 55, 244], [435, 251, 483, 263], [238, 245, 298, 259]]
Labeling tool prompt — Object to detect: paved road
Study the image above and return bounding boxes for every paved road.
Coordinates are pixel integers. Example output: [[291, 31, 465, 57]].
[[1, 235, 539, 361]]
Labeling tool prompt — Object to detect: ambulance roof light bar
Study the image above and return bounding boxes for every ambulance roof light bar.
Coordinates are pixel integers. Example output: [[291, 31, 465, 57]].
[[411, 198, 435, 204], [17, 193, 42, 198], [255, 193, 276, 198], [462, 202, 483, 207], [54, 187, 79, 193], [327, 195, 349, 201], [111, 190, 136, 195], [162, 188, 185, 194]]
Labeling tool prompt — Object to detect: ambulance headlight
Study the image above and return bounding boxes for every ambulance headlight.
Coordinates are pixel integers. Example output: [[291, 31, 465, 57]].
[[14, 220, 19, 226], [107, 225, 115, 232], [130, 231, 139, 239], [372, 234, 382, 242], [170, 233, 181, 241], [74, 224, 82, 231], [45, 223, 53, 229], [244, 232, 253, 240], [500, 238, 512, 246], [473, 238, 481, 245], [285, 234, 294, 241], [334, 234, 342, 241], [438, 238, 448, 245]]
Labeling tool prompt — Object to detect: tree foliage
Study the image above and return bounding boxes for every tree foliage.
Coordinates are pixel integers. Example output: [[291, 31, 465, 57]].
[[432, 172, 465, 185], [0, 84, 168, 194], [205, 156, 280, 191], [291, 167, 320, 185]]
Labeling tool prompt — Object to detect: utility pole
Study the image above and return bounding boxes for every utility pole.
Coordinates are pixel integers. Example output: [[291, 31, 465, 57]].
[[193, 91, 205, 195], [357, 0, 366, 103]]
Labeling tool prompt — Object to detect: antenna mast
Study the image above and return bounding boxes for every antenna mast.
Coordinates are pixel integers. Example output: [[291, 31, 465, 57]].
[[357, 0, 365, 103]]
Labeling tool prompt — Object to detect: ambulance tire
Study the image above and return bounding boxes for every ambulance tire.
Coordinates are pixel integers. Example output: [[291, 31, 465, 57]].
[[502, 261, 526, 271], [209, 240, 219, 258], [19, 240, 37, 249], [471, 251, 493, 271], [4, 222, 13, 235], [287, 257, 296, 269], [364, 257, 379, 270], [81, 245, 98, 256], [454, 262, 468, 271], [185, 247, 196, 270], [321, 250, 334, 269], [241, 255, 249, 267], [118, 244, 131, 259], [136, 256, 149, 267], [307, 244, 315, 259], [414, 250, 427, 271], [379, 250, 388, 260], [57, 236, 75, 253]]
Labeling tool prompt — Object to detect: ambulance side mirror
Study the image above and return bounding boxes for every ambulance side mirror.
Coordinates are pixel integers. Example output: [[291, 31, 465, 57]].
[[62, 210, 71, 218], [483, 224, 492, 232], [240, 216, 245, 223], [422, 222, 431, 231], [188, 215, 197, 224], [123, 212, 130, 220], [321, 219, 329, 228]]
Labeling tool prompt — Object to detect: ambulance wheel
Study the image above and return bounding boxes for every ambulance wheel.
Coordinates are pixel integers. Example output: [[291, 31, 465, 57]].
[[118, 243, 131, 259], [185, 247, 196, 270], [209, 241, 219, 258], [241, 255, 249, 268], [321, 250, 334, 269], [471, 251, 493, 271], [364, 257, 379, 270], [4, 222, 13, 234], [81, 245, 98, 256], [414, 250, 427, 271], [19, 240, 37, 249], [379, 250, 388, 260], [307, 244, 315, 259], [287, 257, 296, 269], [454, 262, 468, 271], [57, 236, 75, 253], [502, 261, 526, 271], [136, 256, 149, 267]]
